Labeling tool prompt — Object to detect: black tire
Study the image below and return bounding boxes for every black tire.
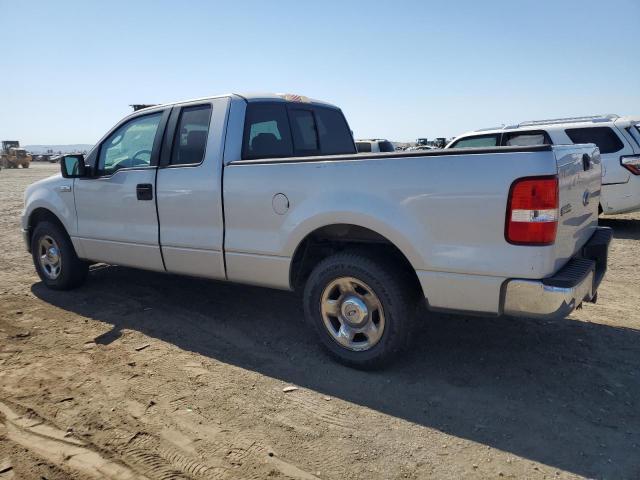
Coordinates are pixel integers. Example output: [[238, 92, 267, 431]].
[[303, 251, 419, 369], [31, 221, 88, 290]]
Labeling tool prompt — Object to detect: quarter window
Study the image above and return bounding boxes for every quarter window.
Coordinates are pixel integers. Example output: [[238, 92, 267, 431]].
[[242, 104, 293, 159], [98, 113, 162, 174], [171, 105, 212, 165], [451, 134, 499, 149], [565, 127, 624, 154]]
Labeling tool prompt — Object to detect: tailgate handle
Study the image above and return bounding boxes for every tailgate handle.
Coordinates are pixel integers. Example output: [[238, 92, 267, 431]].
[[136, 183, 153, 201], [582, 154, 591, 171]]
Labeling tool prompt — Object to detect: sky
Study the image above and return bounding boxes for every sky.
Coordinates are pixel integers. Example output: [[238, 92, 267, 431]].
[[1, 0, 639, 145]]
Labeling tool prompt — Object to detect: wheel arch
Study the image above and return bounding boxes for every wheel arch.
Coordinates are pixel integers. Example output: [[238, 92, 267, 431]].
[[289, 223, 423, 297], [26, 208, 69, 252]]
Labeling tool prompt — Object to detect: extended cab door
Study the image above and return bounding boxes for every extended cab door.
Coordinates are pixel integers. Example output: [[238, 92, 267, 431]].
[[155, 97, 230, 279], [73, 109, 170, 271]]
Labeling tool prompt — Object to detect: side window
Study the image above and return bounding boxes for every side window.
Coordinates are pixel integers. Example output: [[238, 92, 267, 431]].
[[565, 127, 624, 154], [314, 107, 356, 155], [171, 105, 212, 165], [450, 134, 499, 149], [356, 142, 372, 153], [289, 109, 319, 154], [98, 113, 162, 174], [503, 130, 551, 146], [242, 103, 293, 159]]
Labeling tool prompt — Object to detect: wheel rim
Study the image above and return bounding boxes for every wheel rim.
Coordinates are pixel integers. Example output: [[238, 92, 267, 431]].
[[38, 235, 62, 280], [320, 277, 385, 351]]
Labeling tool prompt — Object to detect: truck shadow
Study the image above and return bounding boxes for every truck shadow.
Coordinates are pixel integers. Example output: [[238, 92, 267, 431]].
[[32, 267, 639, 479], [599, 218, 640, 240]]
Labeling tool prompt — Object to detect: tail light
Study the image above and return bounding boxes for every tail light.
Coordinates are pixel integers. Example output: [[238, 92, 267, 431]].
[[506, 176, 558, 245], [621, 155, 640, 175]]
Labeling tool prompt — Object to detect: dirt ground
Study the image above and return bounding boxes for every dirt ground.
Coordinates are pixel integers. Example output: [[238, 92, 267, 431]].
[[0, 163, 638, 480]]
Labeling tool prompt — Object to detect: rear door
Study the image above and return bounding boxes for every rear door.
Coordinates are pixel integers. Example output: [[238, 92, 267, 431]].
[[74, 109, 169, 270], [155, 97, 230, 279]]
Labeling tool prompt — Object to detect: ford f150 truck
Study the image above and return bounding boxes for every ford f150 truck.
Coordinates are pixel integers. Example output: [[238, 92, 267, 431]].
[[22, 93, 612, 368]]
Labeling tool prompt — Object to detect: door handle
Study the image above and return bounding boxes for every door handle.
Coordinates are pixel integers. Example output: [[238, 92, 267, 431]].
[[136, 183, 153, 200]]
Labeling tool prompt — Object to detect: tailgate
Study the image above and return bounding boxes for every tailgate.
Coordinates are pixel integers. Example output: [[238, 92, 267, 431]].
[[553, 144, 601, 265]]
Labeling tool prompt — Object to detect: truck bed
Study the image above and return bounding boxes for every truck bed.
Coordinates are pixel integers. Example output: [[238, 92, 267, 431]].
[[223, 144, 600, 314]]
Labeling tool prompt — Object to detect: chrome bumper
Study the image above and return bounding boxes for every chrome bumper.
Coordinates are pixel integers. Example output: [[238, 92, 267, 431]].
[[502, 227, 613, 320]]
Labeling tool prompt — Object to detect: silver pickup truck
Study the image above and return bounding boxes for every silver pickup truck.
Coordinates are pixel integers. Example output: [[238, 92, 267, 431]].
[[22, 93, 612, 368]]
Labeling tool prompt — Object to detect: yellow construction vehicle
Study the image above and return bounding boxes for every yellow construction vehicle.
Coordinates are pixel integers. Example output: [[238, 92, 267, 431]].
[[1, 141, 31, 168]]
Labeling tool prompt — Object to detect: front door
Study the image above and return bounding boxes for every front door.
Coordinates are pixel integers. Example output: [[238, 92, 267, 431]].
[[74, 109, 169, 271]]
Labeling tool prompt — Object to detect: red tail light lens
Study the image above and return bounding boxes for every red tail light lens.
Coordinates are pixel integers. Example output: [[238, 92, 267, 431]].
[[506, 176, 558, 245], [621, 155, 640, 175]]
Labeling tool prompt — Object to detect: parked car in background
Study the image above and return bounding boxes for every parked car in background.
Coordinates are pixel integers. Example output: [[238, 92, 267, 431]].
[[446, 115, 640, 215], [22, 93, 611, 368], [408, 145, 436, 152], [355, 139, 396, 153]]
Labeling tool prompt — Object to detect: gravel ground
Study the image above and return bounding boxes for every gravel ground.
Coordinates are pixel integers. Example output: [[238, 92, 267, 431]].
[[1, 163, 639, 479]]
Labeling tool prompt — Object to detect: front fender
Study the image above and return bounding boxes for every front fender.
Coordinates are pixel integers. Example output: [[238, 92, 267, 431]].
[[22, 175, 76, 235]]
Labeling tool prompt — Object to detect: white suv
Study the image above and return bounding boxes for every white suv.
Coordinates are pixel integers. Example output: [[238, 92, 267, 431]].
[[447, 115, 640, 215]]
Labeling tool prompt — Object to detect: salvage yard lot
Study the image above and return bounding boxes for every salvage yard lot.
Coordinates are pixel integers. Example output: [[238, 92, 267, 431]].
[[1, 163, 639, 479]]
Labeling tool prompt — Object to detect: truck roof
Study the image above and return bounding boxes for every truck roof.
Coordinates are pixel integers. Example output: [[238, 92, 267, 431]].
[[133, 93, 340, 112]]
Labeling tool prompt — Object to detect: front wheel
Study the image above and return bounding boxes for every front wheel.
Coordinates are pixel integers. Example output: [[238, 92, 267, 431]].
[[303, 252, 418, 369], [31, 221, 88, 290]]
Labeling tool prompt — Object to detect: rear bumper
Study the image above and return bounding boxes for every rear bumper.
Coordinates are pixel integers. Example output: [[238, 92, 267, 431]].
[[502, 227, 613, 319]]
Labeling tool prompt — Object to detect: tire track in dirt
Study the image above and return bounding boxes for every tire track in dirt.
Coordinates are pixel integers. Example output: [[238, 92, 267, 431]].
[[0, 400, 144, 479]]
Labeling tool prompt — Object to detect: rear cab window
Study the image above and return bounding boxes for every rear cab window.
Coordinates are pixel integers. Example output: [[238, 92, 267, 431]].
[[450, 134, 500, 149], [242, 103, 293, 159], [313, 107, 356, 155], [565, 127, 624, 154], [242, 102, 355, 160], [289, 109, 320, 155]]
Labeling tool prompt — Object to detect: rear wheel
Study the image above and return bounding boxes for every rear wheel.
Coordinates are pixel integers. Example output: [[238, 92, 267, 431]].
[[31, 221, 88, 290], [303, 252, 418, 369]]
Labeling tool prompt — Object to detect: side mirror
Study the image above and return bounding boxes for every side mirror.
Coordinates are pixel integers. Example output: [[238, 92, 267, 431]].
[[60, 154, 87, 178]]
